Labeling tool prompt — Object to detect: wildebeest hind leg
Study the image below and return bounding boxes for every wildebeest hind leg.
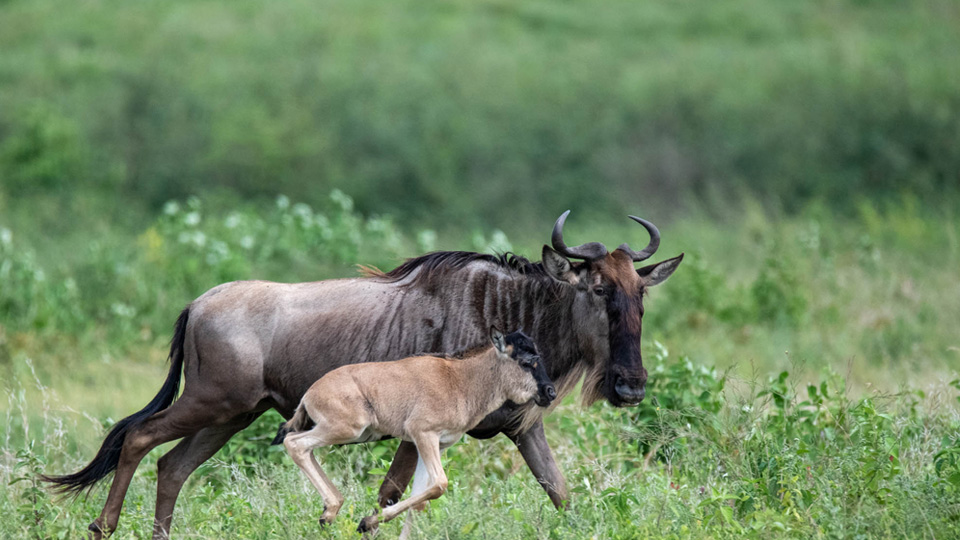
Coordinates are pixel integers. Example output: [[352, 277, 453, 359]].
[[152, 412, 262, 540], [89, 397, 237, 538]]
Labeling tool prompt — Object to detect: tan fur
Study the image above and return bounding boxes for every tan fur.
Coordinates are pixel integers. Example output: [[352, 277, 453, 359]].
[[280, 345, 539, 530]]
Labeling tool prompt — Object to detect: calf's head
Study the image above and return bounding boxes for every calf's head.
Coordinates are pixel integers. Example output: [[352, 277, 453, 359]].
[[541, 211, 683, 407], [490, 327, 556, 407]]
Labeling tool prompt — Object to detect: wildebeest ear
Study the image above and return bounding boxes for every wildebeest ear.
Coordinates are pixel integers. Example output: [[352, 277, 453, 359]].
[[490, 326, 506, 352], [541, 245, 577, 284], [637, 253, 684, 287]]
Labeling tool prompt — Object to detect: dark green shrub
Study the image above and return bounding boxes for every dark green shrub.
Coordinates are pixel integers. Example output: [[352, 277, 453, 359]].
[[750, 256, 807, 325], [0, 106, 87, 195]]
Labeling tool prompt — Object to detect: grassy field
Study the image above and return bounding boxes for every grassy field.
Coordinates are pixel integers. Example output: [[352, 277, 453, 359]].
[[2, 0, 960, 536], [2, 192, 959, 538]]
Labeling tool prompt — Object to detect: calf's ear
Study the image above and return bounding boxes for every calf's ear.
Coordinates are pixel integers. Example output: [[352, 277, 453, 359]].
[[490, 326, 506, 352], [637, 253, 684, 287]]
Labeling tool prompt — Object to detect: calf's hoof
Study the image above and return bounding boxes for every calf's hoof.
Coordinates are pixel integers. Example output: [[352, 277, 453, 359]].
[[357, 515, 379, 533], [318, 506, 331, 527]]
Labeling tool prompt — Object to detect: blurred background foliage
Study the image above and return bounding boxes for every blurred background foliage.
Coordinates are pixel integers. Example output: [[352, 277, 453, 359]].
[[2, 0, 960, 537], [0, 0, 958, 232], [0, 0, 957, 408]]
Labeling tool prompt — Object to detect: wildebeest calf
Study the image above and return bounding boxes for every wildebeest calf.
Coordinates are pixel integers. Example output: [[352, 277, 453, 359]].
[[272, 327, 556, 535]]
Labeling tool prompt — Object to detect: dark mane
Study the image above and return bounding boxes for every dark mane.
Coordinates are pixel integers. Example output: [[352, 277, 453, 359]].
[[368, 251, 550, 284]]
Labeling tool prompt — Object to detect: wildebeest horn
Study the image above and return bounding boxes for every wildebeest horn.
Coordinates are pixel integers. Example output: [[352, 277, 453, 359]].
[[617, 215, 661, 262], [551, 210, 608, 260]]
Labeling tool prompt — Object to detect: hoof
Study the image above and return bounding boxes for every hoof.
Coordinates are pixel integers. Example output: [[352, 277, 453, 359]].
[[357, 515, 379, 534], [87, 522, 106, 539]]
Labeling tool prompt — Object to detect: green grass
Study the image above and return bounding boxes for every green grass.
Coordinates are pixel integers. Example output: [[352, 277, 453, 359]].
[[2, 192, 960, 538], [3, 0, 960, 535], [3, 346, 959, 539]]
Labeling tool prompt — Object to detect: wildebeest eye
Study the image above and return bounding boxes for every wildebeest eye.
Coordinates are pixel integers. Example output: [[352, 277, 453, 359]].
[[519, 357, 533, 368], [593, 287, 606, 297]]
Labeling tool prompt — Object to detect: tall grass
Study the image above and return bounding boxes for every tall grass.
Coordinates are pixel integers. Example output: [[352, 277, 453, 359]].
[[3, 343, 959, 538], [1, 191, 958, 537]]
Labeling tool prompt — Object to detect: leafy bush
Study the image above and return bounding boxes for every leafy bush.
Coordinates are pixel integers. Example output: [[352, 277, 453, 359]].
[[750, 256, 807, 325], [629, 341, 727, 460], [0, 190, 436, 342], [2, 0, 959, 224], [0, 106, 88, 195], [0, 227, 82, 333]]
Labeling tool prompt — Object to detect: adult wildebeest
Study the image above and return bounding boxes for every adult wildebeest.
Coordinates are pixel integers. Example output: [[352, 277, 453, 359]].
[[43, 211, 683, 539], [275, 328, 555, 538]]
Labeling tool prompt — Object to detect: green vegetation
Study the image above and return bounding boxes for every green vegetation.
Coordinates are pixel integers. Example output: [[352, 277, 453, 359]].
[[2, 191, 959, 538], [1, 0, 959, 229], [4, 335, 960, 538], [2, 0, 959, 537]]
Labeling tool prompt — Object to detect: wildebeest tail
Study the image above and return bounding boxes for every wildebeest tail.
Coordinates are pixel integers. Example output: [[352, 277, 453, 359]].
[[41, 307, 190, 495], [270, 403, 314, 445]]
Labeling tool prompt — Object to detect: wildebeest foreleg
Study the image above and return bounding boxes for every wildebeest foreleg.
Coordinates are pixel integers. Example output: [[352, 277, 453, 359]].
[[507, 420, 568, 509], [152, 413, 261, 539], [378, 440, 418, 507]]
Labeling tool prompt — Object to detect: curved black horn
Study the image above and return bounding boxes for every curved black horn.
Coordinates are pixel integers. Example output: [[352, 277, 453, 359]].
[[617, 215, 661, 262], [551, 210, 608, 260]]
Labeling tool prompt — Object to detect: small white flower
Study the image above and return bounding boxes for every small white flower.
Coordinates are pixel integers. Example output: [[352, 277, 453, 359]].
[[488, 230, 512, 253], [0, 228, 12, 246], [225, 213, 241, 229], [111, 302, 136, 318], [163, 201, 180, 216], [329, 189, 353, 211], [184, 212, 200, 227], [239, 235, 254, 250], [293, 203, 312, 219], [211, 240, 229, 257], [276, 194, 290, 210], [417, 229, 437, 252]]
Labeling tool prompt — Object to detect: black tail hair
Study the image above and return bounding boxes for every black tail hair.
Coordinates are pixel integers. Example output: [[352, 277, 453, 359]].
[[42, 307, 190, 496], [270, 403, 313, 445]]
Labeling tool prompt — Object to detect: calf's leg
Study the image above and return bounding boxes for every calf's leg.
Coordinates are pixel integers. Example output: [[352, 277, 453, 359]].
[[359, 432, 447, 532], [397, 451, 432, 540], [283, 429, 345, 525]]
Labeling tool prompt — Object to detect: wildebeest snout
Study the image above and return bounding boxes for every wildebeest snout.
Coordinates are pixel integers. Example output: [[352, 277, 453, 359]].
[[613, 365, 647, 405]]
